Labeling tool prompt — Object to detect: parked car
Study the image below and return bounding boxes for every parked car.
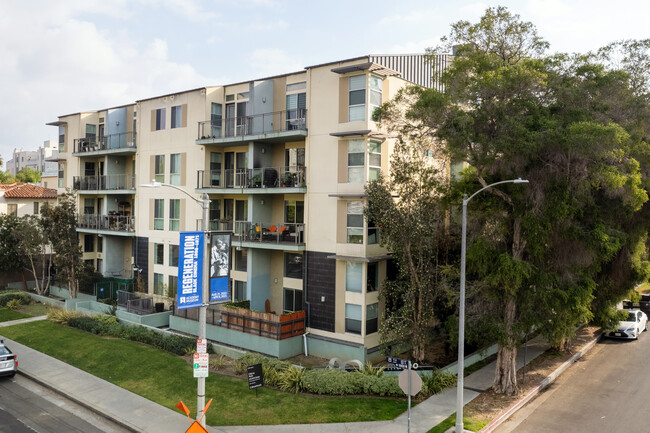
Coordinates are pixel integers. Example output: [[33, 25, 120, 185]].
[[0, 340, 17, 378], [607, 309, 648, 339]]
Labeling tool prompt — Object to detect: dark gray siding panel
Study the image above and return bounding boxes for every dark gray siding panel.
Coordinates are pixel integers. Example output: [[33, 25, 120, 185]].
[[370, 54, 450, 90], [134, 236, 149, 286], [305, 251, 336, 332]]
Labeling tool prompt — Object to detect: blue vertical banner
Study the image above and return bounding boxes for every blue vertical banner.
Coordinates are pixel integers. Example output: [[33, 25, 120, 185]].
[[176, 231, 204, 310], [209, 232, 231, 302]]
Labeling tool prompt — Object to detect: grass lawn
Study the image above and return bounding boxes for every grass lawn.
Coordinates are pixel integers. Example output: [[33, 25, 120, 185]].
[[18, 303, 51, 317], [0, 308, 31, 322], [0, 320, 406, 426], [427, 413, 487, 433]]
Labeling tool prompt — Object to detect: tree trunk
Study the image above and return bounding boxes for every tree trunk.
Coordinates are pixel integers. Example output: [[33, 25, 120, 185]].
[[493, 297, 518, 396]]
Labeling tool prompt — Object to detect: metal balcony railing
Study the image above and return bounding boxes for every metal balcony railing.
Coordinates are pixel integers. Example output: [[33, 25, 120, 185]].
[[77, 214, 135, 232], [197, 109, 307, 140], [197, 166, 306, 189], [195, 220, 305, 245], [73, 174, 136, 191], [73, 132, 137, 153]]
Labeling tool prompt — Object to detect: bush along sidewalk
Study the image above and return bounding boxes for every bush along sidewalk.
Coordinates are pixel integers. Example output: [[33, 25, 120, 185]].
[[47, 310, 213, 356], [0, 291, 32, 307], [234, 352, 457, 398]]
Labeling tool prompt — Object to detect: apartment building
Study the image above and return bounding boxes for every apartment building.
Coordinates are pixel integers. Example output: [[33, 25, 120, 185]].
[[48, 54, 448, 361], [6, 140, 59, 176]]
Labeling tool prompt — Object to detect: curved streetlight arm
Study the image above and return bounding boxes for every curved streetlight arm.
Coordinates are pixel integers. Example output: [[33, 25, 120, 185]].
[[140, 180, 210, 206], [465, 178, 529, 204]]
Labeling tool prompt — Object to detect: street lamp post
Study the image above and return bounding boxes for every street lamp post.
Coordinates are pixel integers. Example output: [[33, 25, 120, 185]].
[[455, 178, 529, 433], [141, 180, 210, 426]]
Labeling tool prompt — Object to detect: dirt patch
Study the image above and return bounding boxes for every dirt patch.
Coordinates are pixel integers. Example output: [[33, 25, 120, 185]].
[[464, 326, 602, 427]]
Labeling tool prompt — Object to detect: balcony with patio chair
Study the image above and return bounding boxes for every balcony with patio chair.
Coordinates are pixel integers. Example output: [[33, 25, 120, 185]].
[[196, 166, 306, 194], [73, 132, 137, 156]]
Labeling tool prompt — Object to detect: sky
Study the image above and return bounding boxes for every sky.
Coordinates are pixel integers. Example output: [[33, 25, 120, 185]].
[[2, 0, 650, 164]]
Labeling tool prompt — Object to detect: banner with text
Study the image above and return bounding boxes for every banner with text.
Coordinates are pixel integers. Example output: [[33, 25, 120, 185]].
[[209, 232, 231, 302], [176, 231, 204, 310]]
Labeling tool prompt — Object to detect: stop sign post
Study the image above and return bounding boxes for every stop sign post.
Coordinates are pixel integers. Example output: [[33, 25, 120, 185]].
[[387, 357, 420, 433]]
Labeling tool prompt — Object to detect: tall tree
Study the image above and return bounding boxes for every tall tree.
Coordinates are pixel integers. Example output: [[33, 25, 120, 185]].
[[0, 214, 28, 275], [15, 167, 41, 183], [14, 215, 53, 296], [0, 170, 16, 183], [41, 191, 83, 298]]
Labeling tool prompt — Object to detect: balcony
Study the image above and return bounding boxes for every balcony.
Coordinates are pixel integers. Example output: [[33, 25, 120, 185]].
[[196, 109, 307, 145], [196, 166, 306, 193], [73, 132, 136, 156], [77, 213, 135, 235], [73, 174, 136, 192], [198, 220, 305, 250]]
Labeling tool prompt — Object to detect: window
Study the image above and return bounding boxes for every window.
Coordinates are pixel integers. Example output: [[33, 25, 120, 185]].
[[154, 108, 166, 130], [369, 75, 383, 121], [85, 162, 95, 176], [367, 262, 379, 292], [283, 288, 303, 313], [284, 253, 303, 279], [168, 275, 177, 299], [346, 262, 362, 292], [347, 201, 364, 244], [234, 280, 246, 301], [154, 199, 164, 230], [169, 245, 179, 267], [286, 93, 306, 130], [345, 304, 362, 334], [153, 273, 165, 296], [84, 235, 94, 253], [211, 103, 222, 138], [58, 163, 65, 187], [97, 237, 102, 253], [154, 243, 164, 265], [284, 200, 304, 224], [58, 126, 65, 152], [366, 303, 378, 334], [368, 216, 379, 245], [169, 199, 180, 231], [170, 153, 181, 186], [368, 140, 381, 181], [349, 75, 366, 121], [285, 148, 305, 168], [209, 199, 220, 230], [347, 139, 365, 182], [33, 202, 39, 215], [235, 248, 247, 272], [209, 153, 222, 187], [154, 155, 165, 183], [84, 198, 94, 215], [171, 105, 182, 129], [86, 124, 96, 144]]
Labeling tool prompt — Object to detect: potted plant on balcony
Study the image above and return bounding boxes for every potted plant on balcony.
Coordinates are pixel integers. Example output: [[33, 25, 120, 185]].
[[282, 172, 295, 187], [250, 173, 262, 188]]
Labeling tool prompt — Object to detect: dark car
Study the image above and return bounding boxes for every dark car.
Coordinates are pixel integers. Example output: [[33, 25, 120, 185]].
[[0, 340, 17, 378]]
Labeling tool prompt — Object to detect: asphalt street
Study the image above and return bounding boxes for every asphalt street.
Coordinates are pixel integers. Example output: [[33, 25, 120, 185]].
[[0, 374, 130, 433], [496, 331, 650, 432]]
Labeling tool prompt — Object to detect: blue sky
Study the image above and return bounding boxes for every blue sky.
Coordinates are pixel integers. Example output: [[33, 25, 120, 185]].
[[2, 0, 650, 164]]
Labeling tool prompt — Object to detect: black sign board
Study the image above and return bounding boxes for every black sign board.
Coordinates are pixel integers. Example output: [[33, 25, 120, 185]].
[[247, 363, 264, 390]]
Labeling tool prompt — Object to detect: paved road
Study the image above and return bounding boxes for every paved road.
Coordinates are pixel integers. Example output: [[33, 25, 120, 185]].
[[496, 332, 650, 432], [0, 375, 130, 433]]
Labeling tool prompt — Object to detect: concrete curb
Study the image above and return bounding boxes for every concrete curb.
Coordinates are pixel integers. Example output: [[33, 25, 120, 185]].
[[478, 332, 603, 433], [16, 369, 141, 433]]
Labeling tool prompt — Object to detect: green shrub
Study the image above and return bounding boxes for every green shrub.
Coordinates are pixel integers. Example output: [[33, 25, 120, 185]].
[[262, 364, 280, 386], [302, 368, 364, 395], [0, 291, 31, 307], [231, 358, 247, 375], [209, 355, 228, 370], [6, 299, 22, 310], [358, 361, 385, 377], [361, 375, 403, 397], [47, 308, 86, 324], [277, 365, 305, 393], [423, 369, 457, 395]]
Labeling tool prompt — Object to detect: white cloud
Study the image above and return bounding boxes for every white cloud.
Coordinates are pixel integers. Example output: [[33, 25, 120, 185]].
[[247, 49, 303, 78]]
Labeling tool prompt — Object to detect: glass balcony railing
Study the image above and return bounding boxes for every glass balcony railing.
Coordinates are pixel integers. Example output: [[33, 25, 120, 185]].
[[73, 132, 136, 154], [73, 174, 136, 191], [196, 220, 305, 245], [197, 109, 307, 140], [77, 213, 135, 233], [197, 166, 306, 189]]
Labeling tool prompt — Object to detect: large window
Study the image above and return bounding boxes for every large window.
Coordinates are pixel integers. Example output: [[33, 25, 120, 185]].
[[284, 200, 304, 224], [154, 199, 164, 230], [347, 139, 365, 182], [369, 75, 383, 120], [285, 148, 305, 168], [209, 199, 220, 230], [84, 235, 94, 253], [7, 204, 16, 217], [286, 92, 306, 130], [346, 261, 362, 292], [58, 126, 66, 152], [58, 163, 65, 187], [234, 280, 246, 302], [154, 108, 166, 131], [171, 105, 182, 129], [210, 152, 222, 187], [153, 273, 164, 296], [86, 124, 96, 143], [349, 75, 366, 121], [346, 201, 364, 244], [170, 153, 181, 186], [283, 288, 303, 313], [169, 245, 179, 267], [154, 155, 165, 183], [169, 199, 180, 231], [366, 303, 378, 334], [345, 304, 362, 334], [235, 248, 247, 272], [154, 243, 164, 265], [33, 202, 39, 215], [284, 253, 303, 279], [368, 140, 381, 181], [168, 275, 177, 299], [367, 262, 379, 292], [211, 103, 222, 138], [84, 198, 94, 215]]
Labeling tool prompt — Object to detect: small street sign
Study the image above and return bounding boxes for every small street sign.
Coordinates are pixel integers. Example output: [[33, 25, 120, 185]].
[[193, 353, 209, 378], [247, 363, 264, 390], [196, 338, 207, 354], [398, 369, 422, 396], [386, 356, 409, 368]]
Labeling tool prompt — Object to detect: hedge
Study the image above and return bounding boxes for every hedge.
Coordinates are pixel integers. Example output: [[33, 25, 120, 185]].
[[0, 291, 31, 307], [66, 315, 214, 356]]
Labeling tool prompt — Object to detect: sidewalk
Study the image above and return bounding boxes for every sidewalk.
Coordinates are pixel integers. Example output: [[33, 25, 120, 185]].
[[0, 316, 550, 433]]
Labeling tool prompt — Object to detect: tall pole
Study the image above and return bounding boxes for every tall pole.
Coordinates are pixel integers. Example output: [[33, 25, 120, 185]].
[[198, 193, 209, 426], [456, 194, 468, 433]]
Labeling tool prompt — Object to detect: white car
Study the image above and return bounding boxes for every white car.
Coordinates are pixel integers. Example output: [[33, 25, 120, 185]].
[[608, 309, 648, 339], [0, 340, 17, 378]]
